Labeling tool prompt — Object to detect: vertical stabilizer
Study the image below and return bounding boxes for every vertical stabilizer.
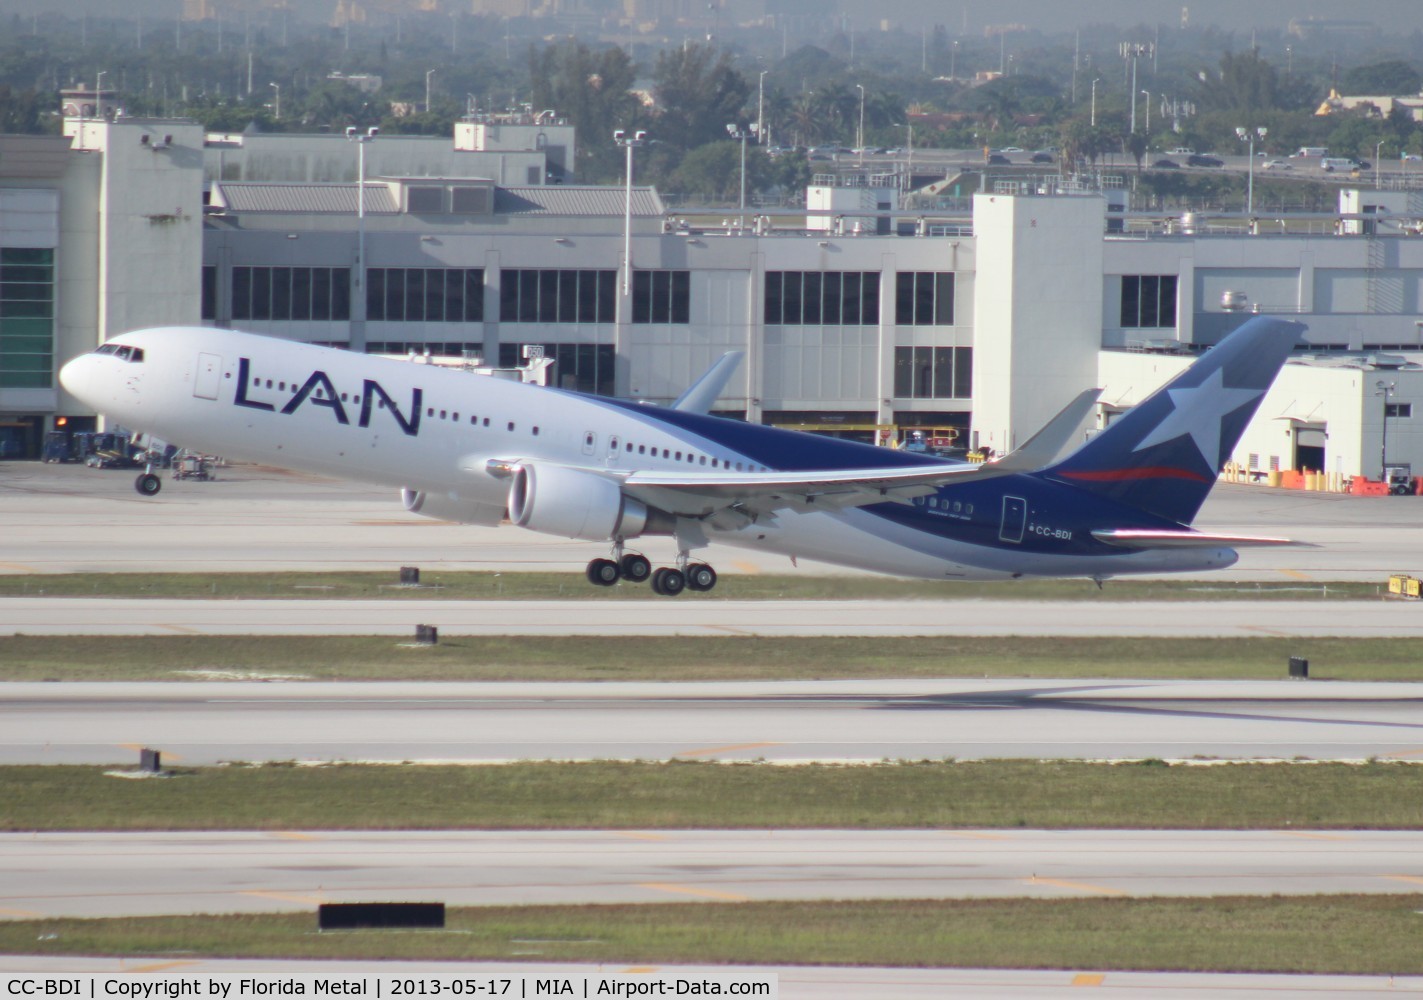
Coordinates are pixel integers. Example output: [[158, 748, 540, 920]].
[[1042, 317, 1304, 524]]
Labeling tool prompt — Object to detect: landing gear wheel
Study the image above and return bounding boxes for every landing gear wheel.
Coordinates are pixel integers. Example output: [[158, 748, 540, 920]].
[[619, 553, 652, 584], [585, 558, 620, 586], [650, 567, 686, 597], [685, 563, 717, 592], [135, 472, 162, 497]]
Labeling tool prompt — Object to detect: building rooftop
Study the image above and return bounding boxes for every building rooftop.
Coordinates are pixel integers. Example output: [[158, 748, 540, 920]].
[[494, 185, 663, 217]]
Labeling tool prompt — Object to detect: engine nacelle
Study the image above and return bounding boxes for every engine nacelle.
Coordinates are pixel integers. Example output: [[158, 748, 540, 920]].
[[508, 464, 669, 541], [401, 487, 505, 526]]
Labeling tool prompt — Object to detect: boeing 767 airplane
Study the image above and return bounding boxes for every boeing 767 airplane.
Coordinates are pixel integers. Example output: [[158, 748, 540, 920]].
[[59, 316, 1304, 595]]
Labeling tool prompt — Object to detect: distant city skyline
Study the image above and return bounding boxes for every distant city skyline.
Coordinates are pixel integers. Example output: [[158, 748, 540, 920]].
[[865, 0, 1423, 34]]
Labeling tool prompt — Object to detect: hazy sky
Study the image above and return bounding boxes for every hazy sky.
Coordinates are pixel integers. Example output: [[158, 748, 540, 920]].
[[3, 0, 1423, 37]]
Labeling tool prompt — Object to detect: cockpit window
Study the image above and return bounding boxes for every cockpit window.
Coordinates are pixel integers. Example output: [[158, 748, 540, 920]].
[[94, 344, 144, 363]]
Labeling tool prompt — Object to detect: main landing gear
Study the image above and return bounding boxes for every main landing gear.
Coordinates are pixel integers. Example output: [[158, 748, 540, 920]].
[[584, 544, 716, 596]]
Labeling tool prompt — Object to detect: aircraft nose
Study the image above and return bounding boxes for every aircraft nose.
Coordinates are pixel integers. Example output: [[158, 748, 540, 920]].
[[58, 354, 99, 405]]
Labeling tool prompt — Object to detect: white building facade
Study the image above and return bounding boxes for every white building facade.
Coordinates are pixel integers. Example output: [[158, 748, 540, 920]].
[[8, 118, 1423, 485]]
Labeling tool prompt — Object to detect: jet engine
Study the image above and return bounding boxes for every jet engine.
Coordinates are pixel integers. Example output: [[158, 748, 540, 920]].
[[508, 464, 671, 540], [401, 488, 505, 526]]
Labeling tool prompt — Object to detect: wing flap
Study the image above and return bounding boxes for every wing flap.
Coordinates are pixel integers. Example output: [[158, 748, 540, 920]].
[[1092, 528, 1305, 549], [620, 463, 999, 518]]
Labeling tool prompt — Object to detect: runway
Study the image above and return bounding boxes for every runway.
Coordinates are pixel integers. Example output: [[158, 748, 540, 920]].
[[6, 828, 1423, 919], [5, 679, 1423, 764], [1, 595, 1418, 637], [4, 462, 1423, 582]]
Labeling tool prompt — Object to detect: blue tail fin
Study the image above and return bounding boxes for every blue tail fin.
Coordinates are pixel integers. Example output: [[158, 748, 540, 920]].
[[1041, 317, 1305, 524]]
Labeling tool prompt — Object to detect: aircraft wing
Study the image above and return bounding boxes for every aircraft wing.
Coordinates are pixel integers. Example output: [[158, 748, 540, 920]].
[[1091, 528, 1308, 548], [619, 462, 1006, 525]]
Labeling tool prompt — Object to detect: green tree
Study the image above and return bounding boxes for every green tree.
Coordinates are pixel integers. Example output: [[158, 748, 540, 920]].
[[652, 42, 750, 154], [529, 40, 640, 183], [1343, 61, 1421, 96], [0, 86, 50, 134], [1195, 49, 1283, 113]]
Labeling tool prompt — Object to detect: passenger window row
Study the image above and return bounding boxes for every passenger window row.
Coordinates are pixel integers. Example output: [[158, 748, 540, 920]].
[[241, 368, 768, 473]]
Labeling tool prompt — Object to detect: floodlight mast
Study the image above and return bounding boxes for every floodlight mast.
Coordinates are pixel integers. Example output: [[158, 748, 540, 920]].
[[614, 129, 647, 296]]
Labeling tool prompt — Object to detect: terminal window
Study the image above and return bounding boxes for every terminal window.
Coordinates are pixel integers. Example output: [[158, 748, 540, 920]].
[[500, 269, 617, 324], [0, 247, 54, 389], [232, 266, 351, 322], [893, 345, 972, 399], [895, 272, 955, 326], [368, 268, 484, 323], [765, 271, 881, 326], [499, 342, 614, 396], [1120, 274, 1179, 328], [631, 270, 691, 324]]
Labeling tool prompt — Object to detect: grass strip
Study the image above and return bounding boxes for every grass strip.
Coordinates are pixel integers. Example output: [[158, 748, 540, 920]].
[[3, 895, 1422, 974], [5, 634, 1423, 682], [0, 570, 1381, 602], [5, 762, 1423, 831]]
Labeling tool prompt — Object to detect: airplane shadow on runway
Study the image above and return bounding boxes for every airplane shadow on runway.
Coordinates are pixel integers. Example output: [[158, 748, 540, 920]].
[[856, 684, 1423, 733]]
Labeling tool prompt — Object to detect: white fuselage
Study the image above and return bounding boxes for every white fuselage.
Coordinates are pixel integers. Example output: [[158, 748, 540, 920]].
[[59, 327, 1236, 581]]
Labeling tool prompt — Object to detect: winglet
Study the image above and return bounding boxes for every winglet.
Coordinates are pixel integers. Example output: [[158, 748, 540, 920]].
[[672, 352, 745, 414], [985, 387, 1102, 474]]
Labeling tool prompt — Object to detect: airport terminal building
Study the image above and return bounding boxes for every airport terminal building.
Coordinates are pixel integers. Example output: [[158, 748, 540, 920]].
[[3, 109, 1421, 487]]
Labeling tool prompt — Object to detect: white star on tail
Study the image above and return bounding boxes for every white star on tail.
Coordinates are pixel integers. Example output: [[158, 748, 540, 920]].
[[1131, 367, 1262, 468]]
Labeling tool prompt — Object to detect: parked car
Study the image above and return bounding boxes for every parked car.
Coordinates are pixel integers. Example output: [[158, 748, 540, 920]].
[[1168, 146, 1196, 156], [999, 146, 1024, 153], [986, 153, 1012, 165], [1151, 158, 1181, 169], [1262, 159, 1292, 170], [1030, 151, 1055, 163], [1188, 154, 1224, 167]]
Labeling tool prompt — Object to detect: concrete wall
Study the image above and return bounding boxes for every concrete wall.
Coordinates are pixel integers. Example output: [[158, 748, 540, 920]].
[[971, 193, 1105, 454]]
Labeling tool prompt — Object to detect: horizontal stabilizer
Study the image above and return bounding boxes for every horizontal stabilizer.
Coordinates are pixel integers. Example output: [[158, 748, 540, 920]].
[[1091, 528, 1307, 549], [987, 388, 1101, 473], [673, 352, 745, 414]]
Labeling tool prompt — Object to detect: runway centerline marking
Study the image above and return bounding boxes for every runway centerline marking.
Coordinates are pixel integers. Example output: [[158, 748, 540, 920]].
[[1382, 874, 1423, 887], [943, 831, 1010, 841], [676, 742, 782, 758], [240, 890, 326, 905], [1025, 877, 1128, 897], [1280, 831, 1354, 842], [640, 883, 750, 902]]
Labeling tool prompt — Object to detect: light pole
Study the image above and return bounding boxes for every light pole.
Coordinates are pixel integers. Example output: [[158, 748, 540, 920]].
[[269, 81, 280, 120], [614, 129, 647, 296], [727, 123, 754, 225], [950, 40, 958, 82], [1376, 139, 1384, 188], [1376, 380, 1396, 481], [1235, 125, 1266, 215], [425, 69, 435, 114], [1141, 90, 1150, 132], [855, 83, 865, 163], [346, 126, 378, 314], [757, 69, 768, 145], [1090, 78, 1100, 127]]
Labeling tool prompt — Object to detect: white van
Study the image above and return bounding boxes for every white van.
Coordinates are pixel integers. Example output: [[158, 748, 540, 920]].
[[1294, 146, 1328, 158], [1321, 157, 1359, 173]]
